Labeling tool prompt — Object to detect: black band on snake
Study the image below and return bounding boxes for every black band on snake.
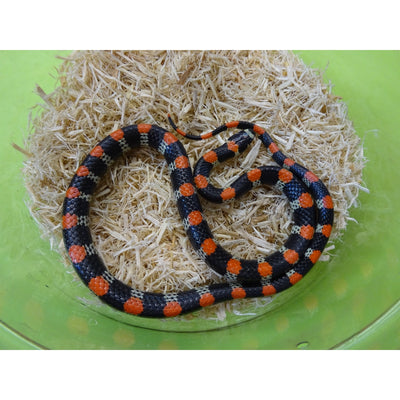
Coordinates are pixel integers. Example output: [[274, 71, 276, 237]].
[[62, 117, 334, 317]]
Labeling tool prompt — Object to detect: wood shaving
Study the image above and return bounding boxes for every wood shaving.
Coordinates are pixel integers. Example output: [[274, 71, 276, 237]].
[[22, 50, 367, 320]]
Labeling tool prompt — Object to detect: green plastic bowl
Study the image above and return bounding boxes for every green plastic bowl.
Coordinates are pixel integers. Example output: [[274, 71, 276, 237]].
[[0, 50, 399, 349]]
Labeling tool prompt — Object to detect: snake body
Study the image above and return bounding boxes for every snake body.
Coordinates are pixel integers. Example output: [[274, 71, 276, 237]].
[[62, 120, 334, 317]]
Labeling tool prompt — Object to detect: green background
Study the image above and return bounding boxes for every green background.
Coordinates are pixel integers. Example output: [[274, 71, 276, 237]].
[[0, 51, 399, 349]]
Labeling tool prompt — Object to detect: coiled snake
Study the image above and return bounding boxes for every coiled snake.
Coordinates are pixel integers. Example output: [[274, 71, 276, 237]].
[[62, 117, 334, 317]]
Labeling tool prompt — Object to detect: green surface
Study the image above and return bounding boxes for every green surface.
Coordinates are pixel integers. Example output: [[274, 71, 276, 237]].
[[0, 50, 399, 349]]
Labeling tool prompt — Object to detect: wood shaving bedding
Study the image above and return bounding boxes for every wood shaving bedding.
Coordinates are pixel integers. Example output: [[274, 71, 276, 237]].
[[22, 50, 367, 320]]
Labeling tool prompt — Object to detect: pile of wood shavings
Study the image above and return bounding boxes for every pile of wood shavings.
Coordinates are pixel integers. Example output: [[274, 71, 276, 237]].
[[22, 50, 367, 320]]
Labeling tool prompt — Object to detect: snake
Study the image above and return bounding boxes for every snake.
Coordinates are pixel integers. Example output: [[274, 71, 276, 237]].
[[62, 117, 334, 317]]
